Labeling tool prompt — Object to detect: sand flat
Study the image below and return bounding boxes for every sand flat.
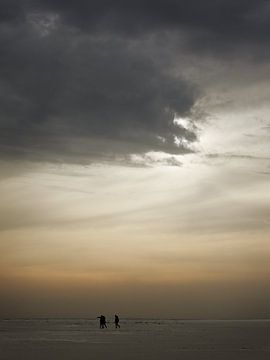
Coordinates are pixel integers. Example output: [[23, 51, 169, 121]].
[[0, 319, 270, 360]]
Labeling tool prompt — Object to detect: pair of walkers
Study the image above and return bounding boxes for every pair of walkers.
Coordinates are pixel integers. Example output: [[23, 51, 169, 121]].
[[97, 314, 120, 329]]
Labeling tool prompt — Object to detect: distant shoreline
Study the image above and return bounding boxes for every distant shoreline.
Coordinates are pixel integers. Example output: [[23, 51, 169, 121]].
[[1, 318, 270, 321]]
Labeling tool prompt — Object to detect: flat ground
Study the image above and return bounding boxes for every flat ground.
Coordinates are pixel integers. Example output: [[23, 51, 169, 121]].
[[1, 319, 270, 360]]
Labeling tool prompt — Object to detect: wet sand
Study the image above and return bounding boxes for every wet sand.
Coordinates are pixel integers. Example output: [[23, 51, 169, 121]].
[[1, 319, 270, 360]]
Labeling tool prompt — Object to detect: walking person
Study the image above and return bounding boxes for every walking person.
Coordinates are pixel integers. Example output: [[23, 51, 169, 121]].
[[114, 314, 120, 328], [97, 315, 107, 329]]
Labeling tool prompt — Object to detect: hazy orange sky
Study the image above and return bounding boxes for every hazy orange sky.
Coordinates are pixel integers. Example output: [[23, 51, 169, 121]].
[[1, 129, 270, 318], [1, 0, 270, 318]]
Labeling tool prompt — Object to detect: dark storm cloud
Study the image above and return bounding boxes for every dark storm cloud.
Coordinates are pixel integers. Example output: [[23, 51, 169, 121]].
[[0, 26, 197, 162], [1, 0, 269, 163], [0, 5, 199, 162], [36, 0, 270, 44], [0, 0, 24, 23]]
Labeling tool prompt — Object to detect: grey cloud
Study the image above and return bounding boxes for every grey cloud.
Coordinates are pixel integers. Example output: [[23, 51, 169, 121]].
[[1, 0, 270, 164], [34, 0, 270, 50], [35, 1, 265, 35], [0, 6, 198, 163], [0, 0, 24, 23], [206, 153, 270, 161]]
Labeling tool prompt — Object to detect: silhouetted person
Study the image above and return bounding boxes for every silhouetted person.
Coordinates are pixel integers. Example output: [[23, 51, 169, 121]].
[[114, 314, 120, 328], [97, 315, 107, 329]]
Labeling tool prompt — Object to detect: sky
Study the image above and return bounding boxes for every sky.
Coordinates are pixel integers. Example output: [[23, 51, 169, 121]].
[[0, 0, 270, 319]]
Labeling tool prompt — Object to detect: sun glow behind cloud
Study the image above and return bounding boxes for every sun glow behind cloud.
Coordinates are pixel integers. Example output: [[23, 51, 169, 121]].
[[1, 140, 270, 317]]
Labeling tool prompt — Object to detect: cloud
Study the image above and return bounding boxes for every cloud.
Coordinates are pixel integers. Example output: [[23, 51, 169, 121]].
[[0, 2, 200, 164], [0, 0, 24, 23], [1, 0, 270, 164], [35, 0, 270, 48], [130, 152, 182, 167]]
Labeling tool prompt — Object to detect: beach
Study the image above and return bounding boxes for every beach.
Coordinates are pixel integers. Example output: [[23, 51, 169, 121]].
[[1, 319, 270, 360]]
